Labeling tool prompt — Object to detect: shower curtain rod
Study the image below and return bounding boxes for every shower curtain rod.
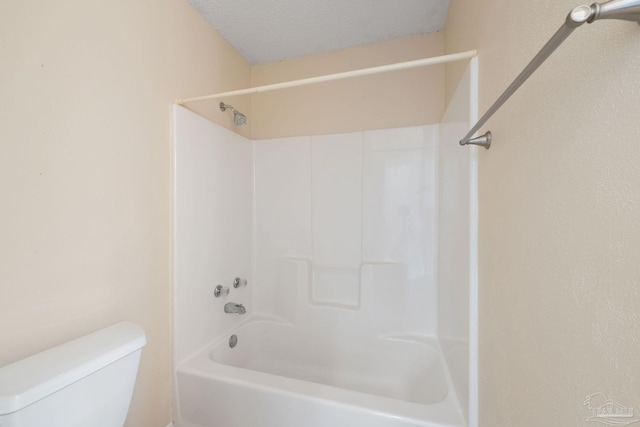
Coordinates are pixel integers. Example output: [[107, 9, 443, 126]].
[[175, 50, 477, 105], [459, 0, 640, 150]]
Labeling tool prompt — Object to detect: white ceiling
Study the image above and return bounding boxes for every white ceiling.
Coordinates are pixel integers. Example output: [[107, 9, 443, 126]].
[[188, 0, 450, 65]]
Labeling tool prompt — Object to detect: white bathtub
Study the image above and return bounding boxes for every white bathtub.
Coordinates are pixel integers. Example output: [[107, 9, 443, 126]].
[[176, 319, 466, 427]]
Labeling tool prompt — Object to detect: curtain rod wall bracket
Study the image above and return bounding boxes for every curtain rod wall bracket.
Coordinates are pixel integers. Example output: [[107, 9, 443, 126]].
[[460, 131, 492, 149], [460, 0, 640, 150]]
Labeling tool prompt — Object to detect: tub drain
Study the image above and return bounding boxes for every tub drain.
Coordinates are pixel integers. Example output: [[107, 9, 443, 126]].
[[229, 334, 238, 348]]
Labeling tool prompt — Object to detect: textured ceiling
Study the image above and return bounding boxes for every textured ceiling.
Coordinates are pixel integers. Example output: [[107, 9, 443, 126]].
[[188, 0, 450, 64]]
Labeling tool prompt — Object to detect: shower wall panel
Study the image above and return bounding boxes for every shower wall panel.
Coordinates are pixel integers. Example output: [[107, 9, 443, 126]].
[[438, 62, 475, 424], [311, 133, 363, 308], [173, 106, 253, 366], [253, 138, 312, 316], [362, 126, 439, 332]]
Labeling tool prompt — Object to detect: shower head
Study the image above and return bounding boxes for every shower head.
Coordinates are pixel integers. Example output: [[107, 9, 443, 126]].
[[220, 102, 248, 126], [233, 110, 247, 126]]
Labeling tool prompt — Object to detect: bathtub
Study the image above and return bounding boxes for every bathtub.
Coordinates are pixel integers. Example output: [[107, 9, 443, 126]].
[[176, 319, 466, 427]]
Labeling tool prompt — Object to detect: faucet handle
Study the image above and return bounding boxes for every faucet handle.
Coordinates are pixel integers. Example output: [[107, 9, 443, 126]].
[[233, 277, 248, 288], [214, 285, 229, 298]]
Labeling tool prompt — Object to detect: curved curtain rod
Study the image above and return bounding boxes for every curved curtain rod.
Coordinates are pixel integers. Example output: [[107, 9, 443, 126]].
[[460, 0, 640, 150], [175, 50, 477, 105]]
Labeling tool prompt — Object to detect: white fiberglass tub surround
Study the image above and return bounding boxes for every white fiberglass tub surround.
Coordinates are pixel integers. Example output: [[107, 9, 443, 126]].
[[173, 61, 477, 427]]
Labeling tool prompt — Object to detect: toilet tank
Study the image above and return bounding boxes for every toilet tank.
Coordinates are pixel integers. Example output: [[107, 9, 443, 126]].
[[0, 322, 146, 427]]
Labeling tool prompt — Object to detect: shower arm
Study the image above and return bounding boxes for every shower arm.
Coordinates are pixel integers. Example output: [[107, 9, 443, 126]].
[[459, 0, 640, 149]]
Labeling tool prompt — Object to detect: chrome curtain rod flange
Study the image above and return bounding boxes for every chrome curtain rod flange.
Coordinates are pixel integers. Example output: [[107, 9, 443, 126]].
[[459, 0, 640, 150], [460, 131, 492, 149]]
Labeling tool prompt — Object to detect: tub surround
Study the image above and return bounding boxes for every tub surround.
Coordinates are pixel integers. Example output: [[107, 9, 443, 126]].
[[172, 60, 476, 426]]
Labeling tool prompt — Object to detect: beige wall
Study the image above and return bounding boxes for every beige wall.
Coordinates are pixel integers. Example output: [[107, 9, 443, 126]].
[[445, 1, 640, 426], [5, 1, 638, 425], [0, 1, 250, 426], [250, 32, 444, 139]]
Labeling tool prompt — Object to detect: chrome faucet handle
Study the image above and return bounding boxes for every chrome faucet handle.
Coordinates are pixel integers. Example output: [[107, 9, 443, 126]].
[[233, 277, 248, 288], [214, 285, 229, 298]]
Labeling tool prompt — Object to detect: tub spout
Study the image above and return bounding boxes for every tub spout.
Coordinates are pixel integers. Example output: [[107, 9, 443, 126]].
[[224, 302, 246, 314]]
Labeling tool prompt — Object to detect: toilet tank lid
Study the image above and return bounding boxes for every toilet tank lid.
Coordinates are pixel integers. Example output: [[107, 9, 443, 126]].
[[0, 321, 146, 416]]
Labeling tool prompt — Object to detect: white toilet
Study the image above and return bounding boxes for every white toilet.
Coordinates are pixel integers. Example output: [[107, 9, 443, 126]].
[[0, 321, 146, 427]]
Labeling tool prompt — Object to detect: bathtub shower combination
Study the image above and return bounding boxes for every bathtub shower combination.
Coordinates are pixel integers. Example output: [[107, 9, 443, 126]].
[[173, 61, 478, 427]]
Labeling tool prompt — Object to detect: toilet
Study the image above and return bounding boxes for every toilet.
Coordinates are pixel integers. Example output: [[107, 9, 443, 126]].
[[0, 321, 146, 427]]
